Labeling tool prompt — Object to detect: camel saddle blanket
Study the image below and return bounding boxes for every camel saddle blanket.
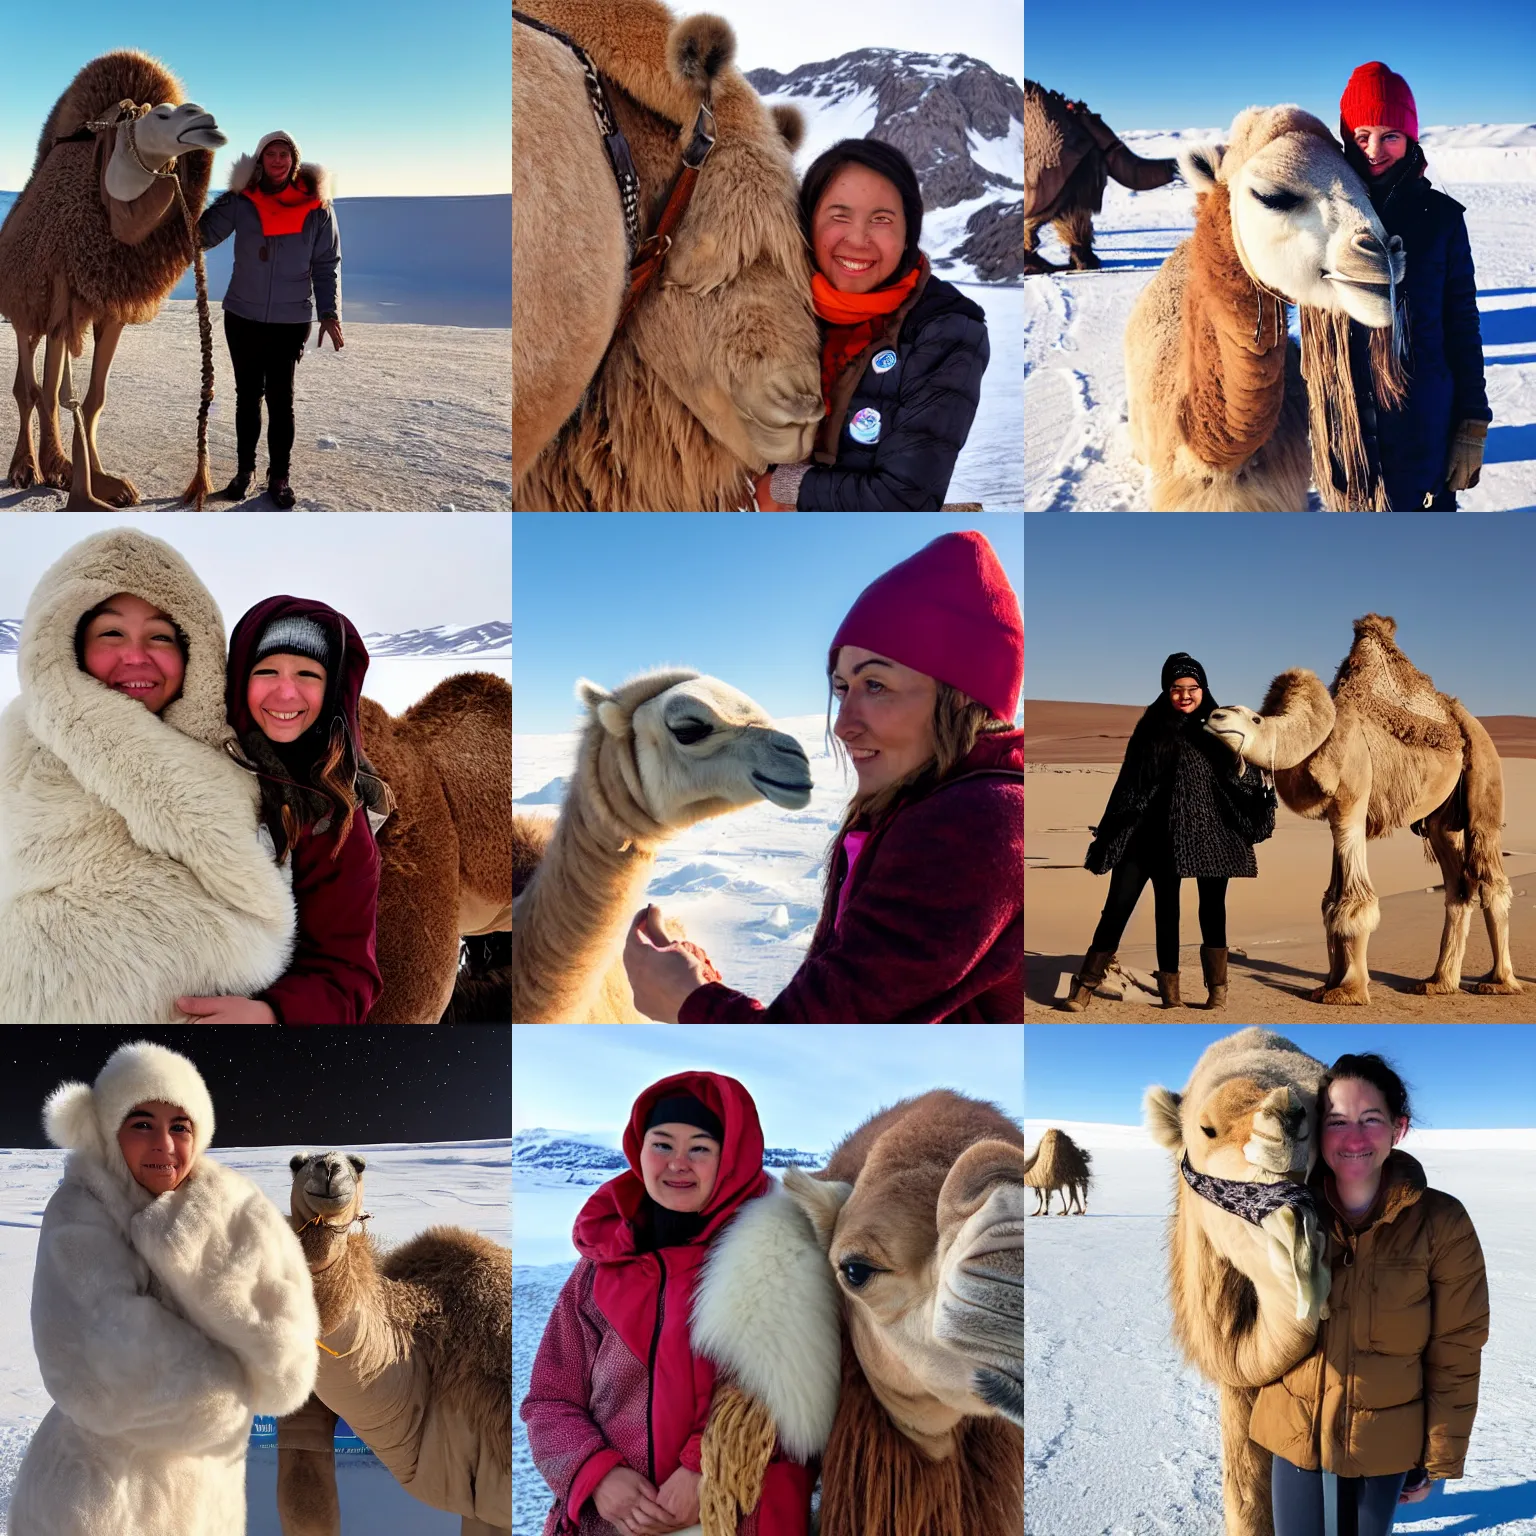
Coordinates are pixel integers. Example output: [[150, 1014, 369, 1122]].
[[1180, 1155, 1318, 1228]]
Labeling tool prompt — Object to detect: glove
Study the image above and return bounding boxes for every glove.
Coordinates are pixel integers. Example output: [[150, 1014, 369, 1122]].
[[1444, 419, 1487, 492]]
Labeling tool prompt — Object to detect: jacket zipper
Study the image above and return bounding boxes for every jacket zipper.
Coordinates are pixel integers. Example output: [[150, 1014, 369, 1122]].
[[646, 1251, 667, 1487]]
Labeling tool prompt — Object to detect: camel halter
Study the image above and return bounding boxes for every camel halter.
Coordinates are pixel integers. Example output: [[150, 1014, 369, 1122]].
[[1180, 1154, 1317, 1228]]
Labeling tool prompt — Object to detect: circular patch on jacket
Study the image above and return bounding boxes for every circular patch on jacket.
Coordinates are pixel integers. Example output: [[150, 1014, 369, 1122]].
[[871, 349, 898, 374], [849, 407, 882, 444]]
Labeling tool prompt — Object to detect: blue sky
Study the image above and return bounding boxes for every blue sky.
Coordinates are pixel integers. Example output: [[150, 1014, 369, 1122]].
[[1025, 1025, 1536, 1128], [1, 1, 510, 195], [513, 514, 1023, 733], [1024, 515, 1536, 715], [1025, 0, 1536, 132], [512, 1024, 1023, 1151]]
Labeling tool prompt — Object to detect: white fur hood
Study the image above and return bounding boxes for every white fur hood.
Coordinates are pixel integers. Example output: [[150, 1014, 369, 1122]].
[[227, 155, 332, 204], [690, 1175, 841, 1461]]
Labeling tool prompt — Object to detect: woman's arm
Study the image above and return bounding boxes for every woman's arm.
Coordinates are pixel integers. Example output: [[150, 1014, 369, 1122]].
[[311, 206, 342, 321], [1442, 214, 1492, 426], [197, 190, 239, 251], [1420, 1199, 1489, 1479]]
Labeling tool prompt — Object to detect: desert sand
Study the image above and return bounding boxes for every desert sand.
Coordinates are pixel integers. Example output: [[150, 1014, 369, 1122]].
[[1026, 701, 1536, 1021]]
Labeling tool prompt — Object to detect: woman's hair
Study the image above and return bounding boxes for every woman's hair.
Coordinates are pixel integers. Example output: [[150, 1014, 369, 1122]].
[[235, 715, 366, 865], [1322, 1052, 1414, 1127], [799, 138, 925, 284]]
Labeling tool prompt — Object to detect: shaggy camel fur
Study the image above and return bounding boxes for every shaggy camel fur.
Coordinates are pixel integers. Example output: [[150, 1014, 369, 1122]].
[[360, 672, 511, 1024], [0, 52, 221, 508], [1024, 1127, 1092, 1215], [1146, 1029, 1329, 1536], [785, 1090, 1024, 1536], [1205, 614, 1520, 1006], [512, 670, 811, 1022], [1126, 106, 1408, 511], [1024, 80, 1178, 274], [280, 1152, 511, 1536], [513, 0, 822, 511]]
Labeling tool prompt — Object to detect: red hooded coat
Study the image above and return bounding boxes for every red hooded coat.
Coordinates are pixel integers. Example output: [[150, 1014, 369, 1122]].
[[521, 1072, 815, 1535]]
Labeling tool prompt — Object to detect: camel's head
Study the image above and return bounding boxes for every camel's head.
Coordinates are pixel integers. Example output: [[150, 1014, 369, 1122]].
[[1181, 105, 1404, 326], [786, 1095, 1025, 1455], [577, 670, 812, 832], [133, 101, 228, 158], [1205, 667, 1336, 774], [289, 1150, 366, 1227]]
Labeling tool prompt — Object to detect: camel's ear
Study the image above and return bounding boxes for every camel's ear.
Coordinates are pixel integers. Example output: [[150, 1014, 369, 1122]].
[[783, 1164, 852, 1252], [1144, 1086, 1185, 1150], [576, 679, 631, 738], [668, 14, 736, 85], [348, 1154, 366, 1175], [289, 1153, 309, 1172], [771, 104, 805, 154], [1178, 143, 1225, 194]]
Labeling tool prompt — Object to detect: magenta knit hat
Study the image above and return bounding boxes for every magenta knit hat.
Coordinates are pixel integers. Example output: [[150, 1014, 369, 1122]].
[[1340, 62, 1418, 142], [829, 531, 1023, 722]]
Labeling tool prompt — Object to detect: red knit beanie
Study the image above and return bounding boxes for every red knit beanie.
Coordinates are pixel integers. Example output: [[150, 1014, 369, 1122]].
[[829, 531, 1023, 722], [1340, 62, 1418, 142]]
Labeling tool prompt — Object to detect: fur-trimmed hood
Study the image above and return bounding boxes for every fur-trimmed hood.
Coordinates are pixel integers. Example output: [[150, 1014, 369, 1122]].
[[227, 154, 331, 204]]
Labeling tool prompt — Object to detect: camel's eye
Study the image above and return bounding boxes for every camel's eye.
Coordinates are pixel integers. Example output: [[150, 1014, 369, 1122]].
[[669, 719, 712, 745], [1201, 1125, 1218, 1139], [1252, 187, 1303, 212], [840, 1260, 879, 1289]]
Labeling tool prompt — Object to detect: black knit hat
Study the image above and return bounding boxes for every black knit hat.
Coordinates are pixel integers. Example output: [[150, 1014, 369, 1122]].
[[1161, 652, 1209, 693], [644, 1093, 723, 1142], [799, 137, 925, 285]]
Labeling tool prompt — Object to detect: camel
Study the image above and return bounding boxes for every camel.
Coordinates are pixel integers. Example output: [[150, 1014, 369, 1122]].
[[0, 51, 223, 509], [1204, 614, 1520, 1006], [513, 0, 822, 510], [1025, 80, 1178, 274], [512, 669, 812, 1022], [1125, 106, 1409, 512], [279, 1151, 510, 1536], [1024, 1127, 1092, 1215], [784, 1091, 1023, 1536], [360, 673, 511, 1024], [1145, 1028, 1330, 1536]]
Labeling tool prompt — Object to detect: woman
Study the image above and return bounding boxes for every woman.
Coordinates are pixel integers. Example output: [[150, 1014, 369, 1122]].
[[1337, 62, 1491, 510], [178, 597, 392, 1024], [521, 1071, 833, 1535], [0, 529, 296, 1023], [199, 130, 343, 509], [1062, 653, 1275, 1012], [1251, 1054, 1489, 1534], [753, 139, 989, 511], [623, 531, 1022, 1022], [9, 1040, 318, 1535]]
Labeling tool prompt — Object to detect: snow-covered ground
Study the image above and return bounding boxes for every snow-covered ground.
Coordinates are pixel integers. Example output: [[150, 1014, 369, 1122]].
[[1025, 1121, 1536, 1535], [0, 1138, 510, 1535], [950, 280, 1024, 510], [1025, 123, 1536, 511]]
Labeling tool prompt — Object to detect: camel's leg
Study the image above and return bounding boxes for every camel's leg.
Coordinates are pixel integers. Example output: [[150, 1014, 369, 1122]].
[[1053, 207, 1102, 272], [1219, 1383, 1275, 1536], [8, 325, 40, 487], [1023, 216, 1063, 275], [1029, 1188, 1042, 1216], [75, 318, 138, 507], [61, 353, 111, 511], [276, 1393, 340, 1536], [1414, 820, 1474, 995], [37, 331, 71, 487], [1313, 811, 1376, 1005]]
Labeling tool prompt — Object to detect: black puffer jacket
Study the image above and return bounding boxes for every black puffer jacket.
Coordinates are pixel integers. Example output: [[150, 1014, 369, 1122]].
[[796, 267, 989, 511], [1085, 695, 1275, 878]]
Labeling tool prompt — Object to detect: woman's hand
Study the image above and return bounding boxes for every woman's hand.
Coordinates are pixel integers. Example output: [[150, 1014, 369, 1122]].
[[654, 1465, 702, 1527], [1399, 1473, 1433, 1505], [753, 469, 792, 511], [317, 318, 344, 351], [177, 994, 278, 1024], [623, 905, 710, 1023], [592, 1465, 677, 1535]]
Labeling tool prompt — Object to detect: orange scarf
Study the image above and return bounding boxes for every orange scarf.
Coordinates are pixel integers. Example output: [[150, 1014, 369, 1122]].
[[243, 181, 321, 237], [812, 263, 923, 413]]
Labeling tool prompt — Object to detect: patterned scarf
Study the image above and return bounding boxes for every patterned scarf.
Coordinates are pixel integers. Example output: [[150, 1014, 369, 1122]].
[[1180, 1153, 1317, 1227]]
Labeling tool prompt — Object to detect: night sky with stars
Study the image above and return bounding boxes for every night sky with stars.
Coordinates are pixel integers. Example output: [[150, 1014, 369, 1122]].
[[0, 1027, 510, 1146]]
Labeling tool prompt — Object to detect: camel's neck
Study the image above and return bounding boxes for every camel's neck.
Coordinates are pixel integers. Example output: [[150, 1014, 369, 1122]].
[[1178, 184, 1289, 471], [103, 122, 169, 202]]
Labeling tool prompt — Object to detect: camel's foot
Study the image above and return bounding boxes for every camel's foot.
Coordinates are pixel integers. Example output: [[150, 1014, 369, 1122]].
[[7, 451, 38, 488], [81, 466, 140, 507], [1068, 246, 1102, 271], [38, 446, 72, 489], [64, 487, 115, 511], [1310, 984, 1369, 1006], [1411, 977, 1461, 995], [1023, 250, 1064, 276], [1473, 977, 1523, 995]]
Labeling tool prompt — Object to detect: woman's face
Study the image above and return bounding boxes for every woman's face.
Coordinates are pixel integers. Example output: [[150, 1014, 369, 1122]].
[[1168, 676, 1204, 714], [81, 592, 185, 715], [833, 645, 940, 794], [640, 1122, 721, 1213], [1353, 125, 1408, 176], [261, 141, 295, 183], [117, 1100, 195, 1194], [1321, 1077, 1407, 1185], [812, 164, 907, 294], [248, 652, 327, 743]]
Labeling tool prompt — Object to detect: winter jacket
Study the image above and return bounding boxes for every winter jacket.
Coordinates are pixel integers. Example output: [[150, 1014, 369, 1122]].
[[10, 1096, 318, 1533], [795, 263, 990, 510], [0, 530, 296, 1023], [1085, 696, 1274, 879], [199, 158, 341, 324], [521, 1072, 834, 1535], [680, 728, 1023, 1022], [1250, 1151, 1488, 1480]]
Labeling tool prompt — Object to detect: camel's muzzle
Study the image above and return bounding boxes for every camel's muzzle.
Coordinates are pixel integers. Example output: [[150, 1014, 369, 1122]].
[[178, 114, 227, 149], [751, 769, 813, 809]]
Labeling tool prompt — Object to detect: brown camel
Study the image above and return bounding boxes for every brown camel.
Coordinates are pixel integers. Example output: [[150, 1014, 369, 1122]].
[[1024, 80, 1177, 274], [1024, 1127, 1093, 1215], [513, 0, 822, 511], [1146, 1028, 1330, 1536], [0, 51, 223, 508], [361, 672, 511, 1024], [1205, 614, 1520, 1005], [279, 1152, 510, 1536], [784, 1091, 1023, 1536]]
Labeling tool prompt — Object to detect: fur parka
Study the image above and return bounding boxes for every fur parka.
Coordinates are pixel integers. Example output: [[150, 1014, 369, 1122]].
[[9, 1043, 319, 1536], [0, 529, 296, 1023]]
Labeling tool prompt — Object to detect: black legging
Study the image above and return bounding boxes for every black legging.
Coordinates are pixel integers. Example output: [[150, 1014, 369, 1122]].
[[224, 311, 311, 478], [1272, 1455, 1409, 1536], [1089, 846, 1228, 972]]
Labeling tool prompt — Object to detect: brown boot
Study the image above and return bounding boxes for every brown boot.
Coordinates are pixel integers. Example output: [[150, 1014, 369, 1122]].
[[1061, 950, 1115, 1012], [1201, 946, 1229, 1010], [1155, 970, 1183, 1009]]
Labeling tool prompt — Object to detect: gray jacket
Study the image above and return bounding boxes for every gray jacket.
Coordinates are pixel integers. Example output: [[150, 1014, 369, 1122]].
[[198, 158, 341, 325]]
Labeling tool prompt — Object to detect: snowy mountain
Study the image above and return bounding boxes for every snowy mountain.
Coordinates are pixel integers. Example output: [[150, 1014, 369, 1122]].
[[0, 621, 18, 656], [746, 49, 1023, 282], [512, 1126, 829, 1179], [359, 621, 510, 657]]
